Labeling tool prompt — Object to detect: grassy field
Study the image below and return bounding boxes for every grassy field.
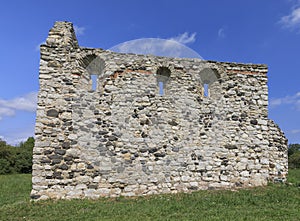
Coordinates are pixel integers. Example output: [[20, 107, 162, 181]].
[[0, 170, 299, 221]]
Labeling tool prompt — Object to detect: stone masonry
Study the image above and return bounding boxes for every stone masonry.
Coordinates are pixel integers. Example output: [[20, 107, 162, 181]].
[[31, 21, 288, 200]]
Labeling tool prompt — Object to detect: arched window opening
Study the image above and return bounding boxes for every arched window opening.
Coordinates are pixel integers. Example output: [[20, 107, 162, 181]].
[[199, 68, 219, 98], [156, 67, 171, 96], [85, 56, 105, 92]]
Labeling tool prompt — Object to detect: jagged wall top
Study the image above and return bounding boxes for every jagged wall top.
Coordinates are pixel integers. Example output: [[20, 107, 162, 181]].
[[43, 21, 268, 75], [31, 21, 288, 200], [45, 21, 79, 49]]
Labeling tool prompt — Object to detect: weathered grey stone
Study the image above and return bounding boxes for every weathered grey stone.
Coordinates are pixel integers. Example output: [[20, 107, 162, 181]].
[[46, 109, 59, 118], [31, 21, 288, 201], [55, 149, 66, 155]]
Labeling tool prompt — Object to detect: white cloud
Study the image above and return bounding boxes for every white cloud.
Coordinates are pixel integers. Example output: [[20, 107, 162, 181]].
[[218, 27, 226, 38], [290, 129, 300, 134], [0, 92, 37, 120], [169, 32, 196, 44], [280, 6, 300, 31], [270, 91, 300, 110], [269, 98, 282, 106], [0, 107, 15, 120], [0, 126, 35, 145], [109, 38, 203, 59], [74, 25, 85, 36]]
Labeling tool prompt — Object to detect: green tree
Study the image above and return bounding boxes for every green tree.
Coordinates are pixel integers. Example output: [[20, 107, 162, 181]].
[[0, 158, 11, 174], [289, 152, 300, 169], [15, 137, 34, 173], [288, 143, 300, 169], [288, 144, 300, 156], [0, 140, 15, 174], [18, 137, 34, 149], [0, 137, 34, 174]]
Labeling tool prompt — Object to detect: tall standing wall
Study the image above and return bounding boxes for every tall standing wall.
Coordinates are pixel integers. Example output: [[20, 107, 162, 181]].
[[31, 21, 287, 200]]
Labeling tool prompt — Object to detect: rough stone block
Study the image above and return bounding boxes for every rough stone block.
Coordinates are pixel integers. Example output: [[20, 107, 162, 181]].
[[31, 21, 288, 201]]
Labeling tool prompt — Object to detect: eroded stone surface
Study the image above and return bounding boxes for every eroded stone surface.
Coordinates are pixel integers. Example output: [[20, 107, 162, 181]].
[[31, 21, 288, 200]]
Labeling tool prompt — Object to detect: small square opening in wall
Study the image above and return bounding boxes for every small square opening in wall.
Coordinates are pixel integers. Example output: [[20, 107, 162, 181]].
[[91, 74, 98, 91], [204, 83, 209, 97]]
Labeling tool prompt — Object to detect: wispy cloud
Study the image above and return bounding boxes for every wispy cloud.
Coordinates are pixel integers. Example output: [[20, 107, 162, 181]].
[[74, 25, 85, 36], [0, 92, 38, 120], [270, 92, 300, 110], [290, 129, 300, 134], [279, 4, 300, 31], [169, 32, 196, 44], [109, 38, 202, 59], [0, 107, 14, 120], [287, 129, 300, 143], [109, 31, 201, 59], [218, 27, 226, 38], [0, 125, 35, 145]]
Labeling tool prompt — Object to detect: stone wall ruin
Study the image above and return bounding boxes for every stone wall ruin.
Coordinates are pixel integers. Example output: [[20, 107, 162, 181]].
[[31, 21, 288, 200]]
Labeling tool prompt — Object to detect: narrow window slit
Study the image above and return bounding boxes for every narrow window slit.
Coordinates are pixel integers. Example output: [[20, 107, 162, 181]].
[[159, 81, 164, 95], [91, 74, 98, 91], [204, 83, 209, 97], [156, 67, 171, 96]]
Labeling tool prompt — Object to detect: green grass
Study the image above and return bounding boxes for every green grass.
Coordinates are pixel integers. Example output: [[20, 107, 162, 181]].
[[0, 170, 299, 221], [287, 168, 300, 186]]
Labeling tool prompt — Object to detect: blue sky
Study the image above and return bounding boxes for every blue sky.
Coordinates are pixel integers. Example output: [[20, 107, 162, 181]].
[[0, 0, 299, 144]]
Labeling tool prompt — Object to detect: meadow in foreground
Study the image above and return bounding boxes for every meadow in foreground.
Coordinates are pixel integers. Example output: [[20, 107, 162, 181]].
[[0, 170, 299, 221]]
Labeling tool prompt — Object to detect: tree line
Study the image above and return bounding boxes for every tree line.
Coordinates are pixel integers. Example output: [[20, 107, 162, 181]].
[[0, 137, 34, 174], [0, 137, 299, 175], [288, 143, 300, 169]]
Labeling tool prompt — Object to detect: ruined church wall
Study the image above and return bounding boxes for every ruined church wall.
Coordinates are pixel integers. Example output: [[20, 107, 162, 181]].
[[31, 21, 287, 200]]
